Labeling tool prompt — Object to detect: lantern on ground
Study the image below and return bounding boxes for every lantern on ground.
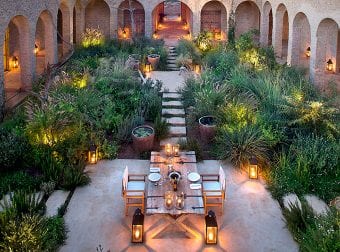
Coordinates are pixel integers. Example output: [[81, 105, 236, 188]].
[[326, 59, 334, 72], [12, 56, 19, 69], [205, 210, 218, 244], [131, 208, 144, 243], [88, 143, 98, 164], [34, 44, 39, 55], [145, 61, 152, 73], [173, 144, 180, 157], [305, 47, 311, 57], [194, 64, 201, 74], [165, 143, 172, 156], [248, 156, 258, 179]]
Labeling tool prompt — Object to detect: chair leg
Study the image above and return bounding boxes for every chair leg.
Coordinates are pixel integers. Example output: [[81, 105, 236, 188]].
[[125, 198, 128, 216]]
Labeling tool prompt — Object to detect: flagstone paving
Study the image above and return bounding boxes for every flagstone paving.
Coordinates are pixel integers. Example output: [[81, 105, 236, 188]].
[[60, 160, 298, 252]]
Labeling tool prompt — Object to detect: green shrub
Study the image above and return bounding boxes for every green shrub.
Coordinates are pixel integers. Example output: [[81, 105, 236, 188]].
[[42, 216, 67, 251], [176, 39, 201, 64], [154, 116, 169, 140], [60, 162, 90, 191], [179, 139, 203, 162]]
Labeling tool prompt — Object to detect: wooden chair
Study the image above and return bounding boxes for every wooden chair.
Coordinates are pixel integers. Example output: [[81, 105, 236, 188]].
[[201, 166, 226, 215], [122, 166, 146, 216]]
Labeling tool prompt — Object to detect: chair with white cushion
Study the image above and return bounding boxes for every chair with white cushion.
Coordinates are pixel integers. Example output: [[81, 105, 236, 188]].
[[122, 166, 146, 216], [201, 166, 226, 215]]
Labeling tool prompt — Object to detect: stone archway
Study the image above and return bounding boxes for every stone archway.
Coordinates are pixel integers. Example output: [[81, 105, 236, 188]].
[[85, 0, 111, 39], [201, 1, 227, 40], [235, 1, 260, 38], [3, 15, 31, 104], [58, 1, 71, 59], [261, 1, 273, 46], [315, 18, 339, 73], [35, 10, 56, 75], [274, 4, 289, 62], [291, 12, 310, 69], [118, 0, 145, 38]]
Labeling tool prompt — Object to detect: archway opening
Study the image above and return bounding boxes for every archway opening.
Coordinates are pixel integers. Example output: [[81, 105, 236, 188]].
[[57, 2, 71, 59], [35, 10, 56, 75], [85, 0, 110, 39], [275, 4, 289, 63], [235, 1, 260, 38], [291, 12, 310, 70], [201, 1, 227, 41], [152, 1, 192, 45], [3, 15, 30, 107], [57, 9, 63, 58], [118, 0, 145, 39]]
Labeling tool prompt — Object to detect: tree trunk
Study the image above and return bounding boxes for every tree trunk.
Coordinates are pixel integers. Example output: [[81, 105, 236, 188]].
[[129, 0, 136, 38]]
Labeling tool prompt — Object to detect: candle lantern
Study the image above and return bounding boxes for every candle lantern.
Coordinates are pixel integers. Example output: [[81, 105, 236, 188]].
[[165, 143, 172, 156], [122, 28, 127, 39], [145, 61, 152, 73], [305, 47, 311, 57], [164, 191, 174, 210], [194, 64, 201, 74], [131, 208, 144, 243], [175, 192, 185, 209], [173, 144, 180, 157], [248, 156, 258, 179], [205, 210, 218, 244], [12, 56, 19, 69], [34, 44, 39, 55], [88, 143, 98, 164], [326, 59, 334, 72]]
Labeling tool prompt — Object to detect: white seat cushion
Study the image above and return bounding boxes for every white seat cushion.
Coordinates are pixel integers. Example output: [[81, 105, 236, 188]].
[[203, 181, 222, 196], [126, 181, 145, 196]]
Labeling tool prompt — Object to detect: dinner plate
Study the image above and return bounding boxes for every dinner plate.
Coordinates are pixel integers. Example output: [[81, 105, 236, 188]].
[[187, 172, 200, 182], [148, 173, 162, 182]]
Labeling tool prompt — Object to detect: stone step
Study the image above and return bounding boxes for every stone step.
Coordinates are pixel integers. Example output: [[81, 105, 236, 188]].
[[160, 137, 187, 147], [163, 92, 181, 99], [169, 126, 186, 137], [163, 117, 186, 126], [46, 190, 70, 217], [162, 100, 183, 107], [167, 63, 178, 68], [162, 108, 185, 116], [167, 60, 177, 64]]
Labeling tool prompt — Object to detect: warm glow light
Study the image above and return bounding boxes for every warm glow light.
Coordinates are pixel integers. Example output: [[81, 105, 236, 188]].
[[305, 47, 311, 57], [165, 143, 172, 156], [88, 144, 98, 164], [208, 228, 215, 241], [34, 44, 39, 55], [249, 167, 257, 179], [248, 157, 258, 179], [134, 227, 141, 240], [327, 59, 334, 72], [132, 209, 144, 243], [12, 56, 19, 69], [145, 62, 152, 73], [173, 144, 180, 157], [205, 211, 218, 245]]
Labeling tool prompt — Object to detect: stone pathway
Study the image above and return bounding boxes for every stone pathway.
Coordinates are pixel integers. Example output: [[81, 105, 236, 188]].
[[160, 92, 187, 146], [60, 160, 298, 252], [167, 46, 179, 71]]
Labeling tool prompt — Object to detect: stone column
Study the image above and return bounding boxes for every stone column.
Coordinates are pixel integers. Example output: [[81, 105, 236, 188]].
[[192, 11, 200, 37], [273, 12, 283, 58], [145, 9, 153, 37], [309, 26, 318, 83], [0, 37, 4, 120], [110, 7, 118, 38], [286, 17, 294, 66], [260, 10, 269, 46]]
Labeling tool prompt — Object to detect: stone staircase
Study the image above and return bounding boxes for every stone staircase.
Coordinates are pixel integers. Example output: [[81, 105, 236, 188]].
[[160, 92, 187, 146], [167, 46, 179, 71]]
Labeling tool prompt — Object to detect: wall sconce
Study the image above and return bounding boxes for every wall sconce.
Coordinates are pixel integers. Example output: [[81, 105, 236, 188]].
[[131, 208, 144, 243], [88, 143, 98, 164], [12, 56, 19, 69], [165, 143, 172, 156], [122, 28, 127, 39], [305, 47, 311, 57], [248, 156, 258, 179], [173, 144, 180, 157], [34, 44, 39, 55], [326, 59, 334, 72], [205, 210, 218, 244], [153, 31, 159, 39]]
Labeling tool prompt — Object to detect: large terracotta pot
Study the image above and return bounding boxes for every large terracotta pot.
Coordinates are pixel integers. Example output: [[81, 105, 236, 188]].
[[147, 54, 160, 70], [132, 125, 155, 152], [199, 116, 216, 142]]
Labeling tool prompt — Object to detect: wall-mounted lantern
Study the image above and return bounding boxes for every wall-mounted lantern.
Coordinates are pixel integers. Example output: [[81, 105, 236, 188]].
[[305, 47, 311, 57], [34, 44, 39, 55], [326, 59, 334, 72], [12, 56, 19, 69]]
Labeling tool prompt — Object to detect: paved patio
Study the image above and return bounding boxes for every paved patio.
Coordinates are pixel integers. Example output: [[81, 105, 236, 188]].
[[60, 159, 298, 252], [150, 71, 185, 92]]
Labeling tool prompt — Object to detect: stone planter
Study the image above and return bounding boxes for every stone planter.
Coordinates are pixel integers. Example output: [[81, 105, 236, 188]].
[[147, 54, 160, 70], [199, 115, 216, 142], [132, 125, 155, 152]]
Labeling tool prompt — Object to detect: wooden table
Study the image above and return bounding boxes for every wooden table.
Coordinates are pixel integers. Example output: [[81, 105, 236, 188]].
[[146, 151, 204, 238]]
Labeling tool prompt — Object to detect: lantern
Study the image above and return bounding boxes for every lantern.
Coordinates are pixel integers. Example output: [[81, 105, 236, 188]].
[[165, 143, 172, 156], [88, 143, 98, 164], [175, 192, 185, 209], [145, 61, 152, 73], [122, 28, 127, 39], [326, 59, 334, 72], [194, 64, 201, 74], [153, 31, 159, 39], [249, 156, 258, 179], [34, 44, 39, 55], [305, 47, 311, 57], [131, 208, 144, 243], [164, 191, 174, 210], [12, 56, 19, 69], [184, 22, 188, 30], [173, 144, 180, 157], [205, 210, 218, 244]]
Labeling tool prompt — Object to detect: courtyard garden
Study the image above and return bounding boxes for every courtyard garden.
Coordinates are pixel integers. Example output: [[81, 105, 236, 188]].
[[0, 29, 339, 251]]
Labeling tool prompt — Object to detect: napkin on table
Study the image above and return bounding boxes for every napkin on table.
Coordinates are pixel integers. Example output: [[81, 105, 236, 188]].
[[150, 167, 160, 173], [190, 183, 201, 190]]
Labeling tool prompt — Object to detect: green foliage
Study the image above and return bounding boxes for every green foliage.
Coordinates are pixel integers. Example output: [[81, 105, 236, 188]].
[[176, 39, 201, 64], [195, 31, 213, 52], [154, 116, 169, 140], [204, 50, 239, 80], [0, 171, 42, 199], [81, 28, 105, 48], [283, 201, 340, 252], [268, 135, 339, 201], [60, 161, 90, 191], [41, 216, 67, 251], [179, 139, 203, 162]]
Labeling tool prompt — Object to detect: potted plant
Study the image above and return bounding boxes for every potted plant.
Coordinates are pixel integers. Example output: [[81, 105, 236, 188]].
[[132, 125, 155, 152], [198, 115, 216, 142], [146, 47, 160, 69]]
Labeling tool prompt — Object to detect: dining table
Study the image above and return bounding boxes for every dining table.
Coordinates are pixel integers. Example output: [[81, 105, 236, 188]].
[[146, 151, 204, 238]]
